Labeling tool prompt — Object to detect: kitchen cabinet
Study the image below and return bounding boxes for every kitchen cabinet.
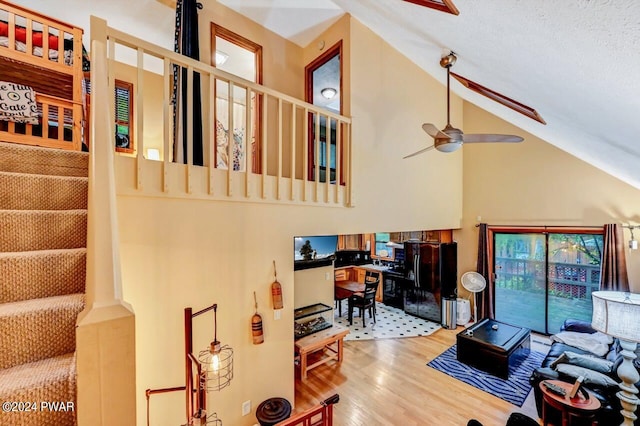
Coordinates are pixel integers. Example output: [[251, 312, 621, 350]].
[[389, 230, 453, 244], [337, 234, 363, 250], [356, 268, 366, 283], [335, 267, 355, 281]]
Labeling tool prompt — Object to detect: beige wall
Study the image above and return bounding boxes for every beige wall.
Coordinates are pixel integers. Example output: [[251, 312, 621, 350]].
[[117, 13, 463, 426], [456, 102, 640, 304], [294, 265, 334, 309]]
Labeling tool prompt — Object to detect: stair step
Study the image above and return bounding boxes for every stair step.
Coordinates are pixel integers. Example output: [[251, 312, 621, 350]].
[[0, 141, 88, 177], [0, 353, 76, 426], [0, 210, 87, 252], [0, 249, 86, 303], [0, 171, 88, 210], [0, 294, 84, 369]]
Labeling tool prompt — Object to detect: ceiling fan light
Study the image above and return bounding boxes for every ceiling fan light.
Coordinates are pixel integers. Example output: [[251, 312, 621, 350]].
[[436, 141, 462, 153], [321, 87, 337, 99]]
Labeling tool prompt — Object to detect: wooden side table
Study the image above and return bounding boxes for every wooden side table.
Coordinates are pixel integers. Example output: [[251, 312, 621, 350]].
[[539, 380, 601, 426], [295, 324, 349, 381]]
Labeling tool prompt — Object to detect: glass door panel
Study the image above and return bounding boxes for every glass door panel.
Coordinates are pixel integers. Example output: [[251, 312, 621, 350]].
[[494, 233, 546, 333], [547, 234, 601, 333], [494, 231, 603, 335]]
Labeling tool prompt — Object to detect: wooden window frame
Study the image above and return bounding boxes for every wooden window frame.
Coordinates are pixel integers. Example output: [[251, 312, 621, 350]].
[[451, 72, 546, 124], [402, 0, 459, 15], [210, 23, 263, 173], [114, 79, 134, 154], [305, 40, 344, 184]]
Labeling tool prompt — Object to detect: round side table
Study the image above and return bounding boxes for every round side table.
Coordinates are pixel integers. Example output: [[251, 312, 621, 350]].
[[539, 380, 601, 426]]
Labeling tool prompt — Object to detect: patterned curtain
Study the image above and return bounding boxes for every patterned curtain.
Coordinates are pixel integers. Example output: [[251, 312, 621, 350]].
[[173, 0, 203, 165], [599, 224, 629, 291], [476, 223, 494, 320]]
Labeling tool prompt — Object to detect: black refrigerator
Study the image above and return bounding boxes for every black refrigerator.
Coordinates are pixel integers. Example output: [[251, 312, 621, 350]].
[[403, 241, 457, 322]]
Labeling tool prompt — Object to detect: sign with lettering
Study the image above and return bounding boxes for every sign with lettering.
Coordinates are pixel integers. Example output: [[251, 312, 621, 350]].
[[0, 81, 39, 125]]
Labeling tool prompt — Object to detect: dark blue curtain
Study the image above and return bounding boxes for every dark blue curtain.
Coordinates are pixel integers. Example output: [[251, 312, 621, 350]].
[[174, 0, 203, 165]]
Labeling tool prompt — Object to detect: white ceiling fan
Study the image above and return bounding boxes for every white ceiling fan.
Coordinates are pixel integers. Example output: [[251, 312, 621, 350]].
[[404, 52, 524, 158]]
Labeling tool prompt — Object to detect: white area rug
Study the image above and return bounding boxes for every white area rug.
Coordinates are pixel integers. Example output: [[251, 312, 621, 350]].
[[334, 302, 441, 341]]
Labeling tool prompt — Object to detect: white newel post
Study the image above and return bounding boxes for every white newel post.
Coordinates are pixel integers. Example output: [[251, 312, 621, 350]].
[[76, 16, 136, 426]]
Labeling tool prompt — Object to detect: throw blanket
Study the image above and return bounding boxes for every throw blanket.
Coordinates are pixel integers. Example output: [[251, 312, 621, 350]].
[[551, 331, 613, 357], [0, 81, 39, 125]]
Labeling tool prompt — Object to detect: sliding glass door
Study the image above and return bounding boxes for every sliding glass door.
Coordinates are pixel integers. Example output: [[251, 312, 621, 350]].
[[494, 230, 603, 334]]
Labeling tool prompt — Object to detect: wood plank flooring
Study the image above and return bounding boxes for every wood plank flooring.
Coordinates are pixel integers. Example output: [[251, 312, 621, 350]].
[[294, 326, 542, 426]]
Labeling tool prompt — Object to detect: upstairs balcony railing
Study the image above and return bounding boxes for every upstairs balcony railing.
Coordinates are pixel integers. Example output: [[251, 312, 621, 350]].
[[92, 17, 353, 207]]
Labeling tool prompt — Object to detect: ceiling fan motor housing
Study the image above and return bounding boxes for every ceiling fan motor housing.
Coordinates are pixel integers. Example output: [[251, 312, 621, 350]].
[[435, 124, 463, 152]]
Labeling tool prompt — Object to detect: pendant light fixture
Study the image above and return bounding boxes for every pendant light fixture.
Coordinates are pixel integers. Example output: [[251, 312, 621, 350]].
[[145, 302, 233, 425], [198, 304, 234, 392]]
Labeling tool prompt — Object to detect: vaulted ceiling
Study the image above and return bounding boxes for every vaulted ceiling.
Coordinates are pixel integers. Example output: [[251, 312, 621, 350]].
[[218, 0, 640, 190], [14, 0, 640, 189]]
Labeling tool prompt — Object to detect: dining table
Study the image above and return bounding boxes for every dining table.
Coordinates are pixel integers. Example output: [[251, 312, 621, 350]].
[[334, 280, 365, 318], [335, 280, 365, 294]]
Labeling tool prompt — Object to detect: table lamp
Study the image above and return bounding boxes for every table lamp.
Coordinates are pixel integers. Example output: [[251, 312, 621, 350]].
[[591, 291, 640, 426]]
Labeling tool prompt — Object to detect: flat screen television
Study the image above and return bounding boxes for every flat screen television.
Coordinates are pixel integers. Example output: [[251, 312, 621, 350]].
[[293, 235, 338, 270]]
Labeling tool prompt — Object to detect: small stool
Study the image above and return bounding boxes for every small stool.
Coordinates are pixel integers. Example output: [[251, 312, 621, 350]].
[[256, 397, 292, 426]]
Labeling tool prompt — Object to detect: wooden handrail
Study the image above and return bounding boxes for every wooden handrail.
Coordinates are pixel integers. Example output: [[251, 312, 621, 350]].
[[275, 394, 339, 426]]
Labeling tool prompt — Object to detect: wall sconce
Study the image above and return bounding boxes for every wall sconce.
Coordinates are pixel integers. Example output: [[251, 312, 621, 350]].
[[145, 303, 233, 425], [321, 87, 337, 99], [623, 225, 639, 250]]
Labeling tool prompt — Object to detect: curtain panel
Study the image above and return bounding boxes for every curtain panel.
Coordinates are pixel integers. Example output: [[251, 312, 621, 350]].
[[600, 223, 630, 291], [476, 223, 494, 320]]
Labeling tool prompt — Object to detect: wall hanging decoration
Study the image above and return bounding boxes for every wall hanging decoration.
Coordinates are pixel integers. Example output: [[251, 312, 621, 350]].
[[252, 291, 264, 344], [271, 260, 284, 310]]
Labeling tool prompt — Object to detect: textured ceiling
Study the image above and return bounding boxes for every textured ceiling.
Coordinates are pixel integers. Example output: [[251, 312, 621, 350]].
[[219, 0, 640, 190]]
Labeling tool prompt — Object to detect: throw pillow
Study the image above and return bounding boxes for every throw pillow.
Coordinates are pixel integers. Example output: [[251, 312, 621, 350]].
[[554, 363, 619, 388], [549, 351, 614, 374]]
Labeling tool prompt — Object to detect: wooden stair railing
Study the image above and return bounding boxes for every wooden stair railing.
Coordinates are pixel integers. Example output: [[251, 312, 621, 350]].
[[276, 394, 339, 426]]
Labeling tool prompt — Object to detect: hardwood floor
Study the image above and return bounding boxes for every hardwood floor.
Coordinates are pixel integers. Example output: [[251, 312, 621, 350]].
[[294, 326, 542, 426]]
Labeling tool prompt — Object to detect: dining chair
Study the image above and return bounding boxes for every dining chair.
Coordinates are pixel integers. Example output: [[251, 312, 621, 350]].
[[347, 279, 379, 327]]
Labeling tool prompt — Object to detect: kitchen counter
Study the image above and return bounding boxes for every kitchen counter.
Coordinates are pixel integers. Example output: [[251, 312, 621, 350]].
[[334, 264, 390, 273]]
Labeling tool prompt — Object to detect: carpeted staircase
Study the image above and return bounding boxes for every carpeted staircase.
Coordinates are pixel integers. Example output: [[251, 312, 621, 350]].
[[0, 141, 88, 426]]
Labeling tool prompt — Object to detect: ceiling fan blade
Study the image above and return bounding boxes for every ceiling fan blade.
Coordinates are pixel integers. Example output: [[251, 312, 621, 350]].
[[461, 133, 524, 143], [422, 123, 450, 139], [403, 145, 436, 159]]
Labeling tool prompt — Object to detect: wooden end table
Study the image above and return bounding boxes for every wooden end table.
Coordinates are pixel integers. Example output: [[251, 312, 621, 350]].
[[295, 324, 349, 381], [540, 380, 601, 426]]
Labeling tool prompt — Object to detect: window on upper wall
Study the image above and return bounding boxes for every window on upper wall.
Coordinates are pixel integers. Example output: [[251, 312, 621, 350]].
[[114, 80, 133, 153], [82, 77, 134, 153], [375, 233, 391, 258]]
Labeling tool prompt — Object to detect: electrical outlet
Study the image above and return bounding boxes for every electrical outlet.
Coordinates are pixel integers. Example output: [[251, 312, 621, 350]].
[[274, 309, 281, 320], [325, 272, 330, 280], [242, 400, 251, 416]]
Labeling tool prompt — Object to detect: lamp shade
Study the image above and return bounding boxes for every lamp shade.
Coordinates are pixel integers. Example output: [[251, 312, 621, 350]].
[[591, 291, 640, 342]]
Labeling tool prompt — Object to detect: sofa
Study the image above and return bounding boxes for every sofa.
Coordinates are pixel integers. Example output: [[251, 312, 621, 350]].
[[529, 318, 640, 426]]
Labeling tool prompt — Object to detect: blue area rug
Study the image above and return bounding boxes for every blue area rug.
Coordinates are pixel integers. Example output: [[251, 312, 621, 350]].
[[427, 345, 545, 406]]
